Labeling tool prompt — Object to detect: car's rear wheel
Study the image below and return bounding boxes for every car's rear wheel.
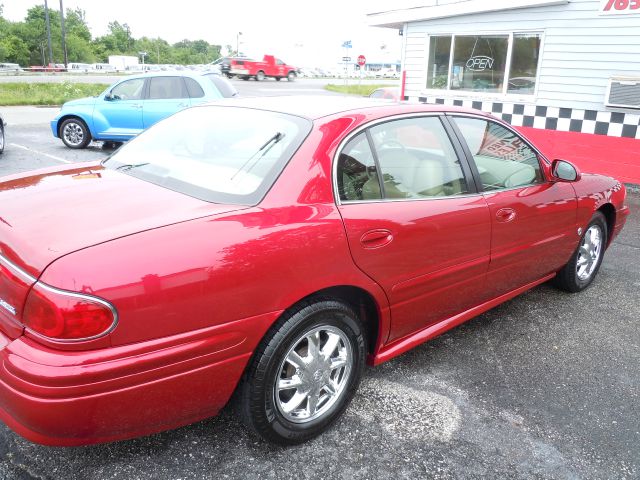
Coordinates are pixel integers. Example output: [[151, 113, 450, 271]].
[[60, 118, 91, 149], [554, 211, 607, 292], [237, 298, 365, 445], [287, 71, 296, 82], [256, 71, 266, 81], [0, 122, 4, 155]]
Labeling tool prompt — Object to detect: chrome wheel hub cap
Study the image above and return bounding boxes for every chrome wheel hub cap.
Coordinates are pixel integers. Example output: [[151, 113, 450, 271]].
[[576, 225, 603, 281], [63, 123, 84, 146], [275, 325, 352, 423]]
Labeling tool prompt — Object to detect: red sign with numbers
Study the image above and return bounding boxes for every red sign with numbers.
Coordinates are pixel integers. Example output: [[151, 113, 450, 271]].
[[600, 0, 640, 14], [357, 55, 366, 66]]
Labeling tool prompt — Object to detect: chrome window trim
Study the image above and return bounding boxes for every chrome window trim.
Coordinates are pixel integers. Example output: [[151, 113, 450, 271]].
[[332, 111, 475, 206]]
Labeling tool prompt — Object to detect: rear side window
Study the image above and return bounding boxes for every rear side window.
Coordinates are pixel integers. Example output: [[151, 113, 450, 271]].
[[453, 117, 543, 190], [148, 77, 189, 100], [337, 116, 470, 202], [184, 77, 205, 98], [337, 133, 381, 201], [369, 117, 469, 199]]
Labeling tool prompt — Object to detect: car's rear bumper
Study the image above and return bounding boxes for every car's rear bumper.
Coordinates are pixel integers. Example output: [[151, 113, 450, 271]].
[[0, 310, 280, 446]]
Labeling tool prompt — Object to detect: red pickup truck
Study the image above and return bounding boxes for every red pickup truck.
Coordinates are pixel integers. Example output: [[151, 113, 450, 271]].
[[229, 55, 298, 81]]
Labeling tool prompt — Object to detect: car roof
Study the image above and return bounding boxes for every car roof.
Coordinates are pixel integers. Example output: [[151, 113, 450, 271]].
[[205, 95, 492, 121], [121, 70, 220, 81]]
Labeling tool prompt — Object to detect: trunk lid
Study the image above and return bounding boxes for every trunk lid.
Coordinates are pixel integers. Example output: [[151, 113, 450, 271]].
[[0, 163, 244, 337]]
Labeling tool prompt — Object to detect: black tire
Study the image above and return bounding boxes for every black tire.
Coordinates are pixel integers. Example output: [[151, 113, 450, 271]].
[[275, 77, 281, 81], [59, 117, 91, 149], [287, 71, 296, 82], [0, 123, 4, 155], [255, 70, 266, 81], [237, 298, 366, 445], [553, 211, 607, 292]]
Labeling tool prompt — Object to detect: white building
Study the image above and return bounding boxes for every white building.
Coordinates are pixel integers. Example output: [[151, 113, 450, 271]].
[[368, 0, 640, 185]]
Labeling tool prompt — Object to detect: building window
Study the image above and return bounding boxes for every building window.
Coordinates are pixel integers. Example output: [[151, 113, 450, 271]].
[[451, 35, 509, 93], [507, 34, 542, 94], [427, 36, 451, 89], [426, 32, 542, 95]]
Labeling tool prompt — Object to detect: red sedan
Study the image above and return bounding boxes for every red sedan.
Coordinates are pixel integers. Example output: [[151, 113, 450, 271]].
[[0, 97, 629, 446]]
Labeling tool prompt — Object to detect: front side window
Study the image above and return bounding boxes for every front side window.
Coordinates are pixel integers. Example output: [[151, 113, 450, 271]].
[[453, 116, 543, 191], [451, 35, 508, 93], [103, 106, 311, 205], [111, 78, 145, 100]]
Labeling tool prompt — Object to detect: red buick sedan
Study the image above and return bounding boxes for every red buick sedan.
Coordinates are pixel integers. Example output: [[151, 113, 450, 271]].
[[0, 97, 629, 446]]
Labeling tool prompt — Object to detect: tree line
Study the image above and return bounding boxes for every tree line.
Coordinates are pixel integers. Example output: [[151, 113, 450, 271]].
[[0, 4, 222, 66]]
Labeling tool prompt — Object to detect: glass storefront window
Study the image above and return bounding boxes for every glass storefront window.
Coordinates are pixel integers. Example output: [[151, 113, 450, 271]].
[[450, 35, 509, 93], [425, 32, 541, 95], [426, 36, 452, 89], [507, 33, 542, 94]]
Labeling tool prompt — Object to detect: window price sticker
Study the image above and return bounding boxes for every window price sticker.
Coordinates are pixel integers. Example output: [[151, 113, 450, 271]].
[[600, 0, 640, 14]]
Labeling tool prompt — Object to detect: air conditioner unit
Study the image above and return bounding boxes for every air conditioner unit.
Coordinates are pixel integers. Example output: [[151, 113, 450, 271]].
[[606, 77, 640, 109]]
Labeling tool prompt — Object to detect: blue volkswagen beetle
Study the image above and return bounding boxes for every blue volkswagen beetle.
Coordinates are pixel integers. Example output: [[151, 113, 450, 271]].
[[51, 71, 238, 149]]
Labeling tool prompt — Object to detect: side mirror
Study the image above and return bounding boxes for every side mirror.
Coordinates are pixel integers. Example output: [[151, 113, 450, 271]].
[[104, 93, 114, 101], [551, 159, 581, 182]]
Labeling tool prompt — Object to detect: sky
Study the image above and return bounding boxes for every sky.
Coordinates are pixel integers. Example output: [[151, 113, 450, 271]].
[[2, 0, 408, 67]]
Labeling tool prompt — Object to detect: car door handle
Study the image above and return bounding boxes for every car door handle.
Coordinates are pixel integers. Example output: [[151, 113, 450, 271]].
[[130, 104, 142, 109], [496, 208, 516, 223], [177, 102, 189, 107], [360, 229, 394, 249]]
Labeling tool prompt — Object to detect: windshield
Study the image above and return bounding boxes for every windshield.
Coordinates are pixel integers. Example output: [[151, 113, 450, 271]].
[[103, 106, 311, 205]]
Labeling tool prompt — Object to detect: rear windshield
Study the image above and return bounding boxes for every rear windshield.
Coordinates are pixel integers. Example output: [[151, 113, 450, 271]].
[[103, 106, 311, 205]]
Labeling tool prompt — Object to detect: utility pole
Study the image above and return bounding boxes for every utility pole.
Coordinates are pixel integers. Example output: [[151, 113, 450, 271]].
[[59, 0, 68, 68], [44, 0, 54, 66], [236, 32, 242, 56]]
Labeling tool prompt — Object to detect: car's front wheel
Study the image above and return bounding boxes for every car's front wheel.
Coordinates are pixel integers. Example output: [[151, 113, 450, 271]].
[[554, 211, 607, 292], [237, 298, 365, 445], [60, 118, 91, 149], [287, 71, 296, 82]]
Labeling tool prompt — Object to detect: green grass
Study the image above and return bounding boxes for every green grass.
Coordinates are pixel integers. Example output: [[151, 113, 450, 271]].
[[324, 83, 396, 96], [0, 82, 109, 106]]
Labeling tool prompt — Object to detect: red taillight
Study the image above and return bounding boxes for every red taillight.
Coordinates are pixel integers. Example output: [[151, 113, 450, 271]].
[[22, 283, 116, 341]]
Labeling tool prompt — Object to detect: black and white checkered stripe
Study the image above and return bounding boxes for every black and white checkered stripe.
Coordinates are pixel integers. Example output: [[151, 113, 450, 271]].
[[412, 97, 640, 140]]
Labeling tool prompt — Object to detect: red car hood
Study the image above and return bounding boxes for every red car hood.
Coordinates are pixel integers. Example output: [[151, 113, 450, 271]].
[[0, 163, 244, 277]]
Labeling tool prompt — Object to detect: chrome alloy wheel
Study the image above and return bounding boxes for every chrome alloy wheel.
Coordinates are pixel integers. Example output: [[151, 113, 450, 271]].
[[62, 122, 85, 147], [576, 224, 603, 281], [274, 325, 352, 424]]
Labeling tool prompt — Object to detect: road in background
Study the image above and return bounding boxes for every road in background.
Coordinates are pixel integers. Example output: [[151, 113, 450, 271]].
[[0, 81, 638, 480]]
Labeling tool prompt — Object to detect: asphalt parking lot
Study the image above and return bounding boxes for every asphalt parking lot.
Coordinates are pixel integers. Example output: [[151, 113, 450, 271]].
[[0, 89, 638, 479]]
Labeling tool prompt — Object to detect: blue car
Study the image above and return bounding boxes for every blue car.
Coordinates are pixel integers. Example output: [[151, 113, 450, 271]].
[[51, 71, 238, 149]]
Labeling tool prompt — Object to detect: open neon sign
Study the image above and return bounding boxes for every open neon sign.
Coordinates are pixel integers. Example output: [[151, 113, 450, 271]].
[[466, 56, 494, 71]]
